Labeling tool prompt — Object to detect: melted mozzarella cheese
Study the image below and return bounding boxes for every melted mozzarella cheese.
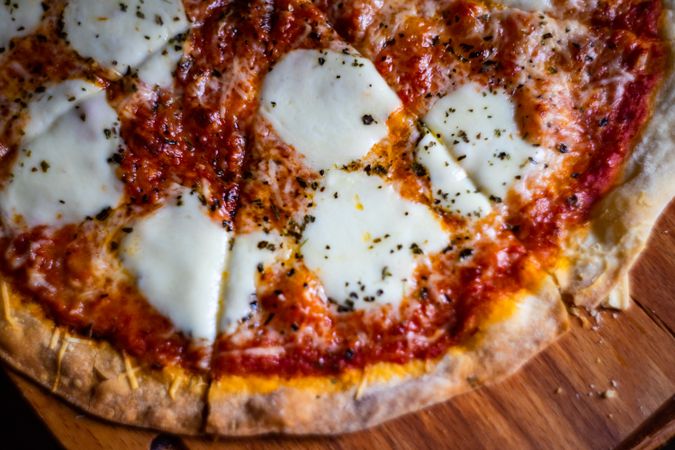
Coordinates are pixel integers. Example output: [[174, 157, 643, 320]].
[[260, 49, 402, 171], [219, 231, 292, 334], [138, 36, 185, 88], [120, 189, 231, 341], [0, 0, 42, 52], [424, 83, 544, 201], [302, 170, 448, 309], [498, 0, 553, 11], [63, 0, 188, 73], [24, 79, 101, 141], [1, 91, 123, 228], [416, 130, 491, 219]]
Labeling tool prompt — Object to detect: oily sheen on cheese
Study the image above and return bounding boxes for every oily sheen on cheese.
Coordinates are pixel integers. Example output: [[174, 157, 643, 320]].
[[24, 80, 101, 141], [416, 130, 492, 219], [0, 0, 42, 52], [0, 90, 123, 228], [63, 0, 188, 73], [302, 170, 448, 310], [424, 83, 544, 201], [138, 36, 186, 89], [497, 0, 553, 12], [219, 231, 292, 334], [120, 189, 231, 342], [260, 49, 402, 171]]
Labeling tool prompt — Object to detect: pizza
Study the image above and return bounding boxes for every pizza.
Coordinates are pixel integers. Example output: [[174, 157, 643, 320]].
[[0, 0, 672, 436]]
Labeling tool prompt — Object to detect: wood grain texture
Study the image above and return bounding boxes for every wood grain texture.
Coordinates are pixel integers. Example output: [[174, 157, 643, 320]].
[[5, 202, 675, 450], [631, 202, 675, 334]]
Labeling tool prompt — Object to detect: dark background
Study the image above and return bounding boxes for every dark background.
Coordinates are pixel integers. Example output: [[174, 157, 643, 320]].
[[0, 369, 61, 450]]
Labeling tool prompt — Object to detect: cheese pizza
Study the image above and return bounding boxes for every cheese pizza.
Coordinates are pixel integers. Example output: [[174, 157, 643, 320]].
[[0, 0, 672, 435]]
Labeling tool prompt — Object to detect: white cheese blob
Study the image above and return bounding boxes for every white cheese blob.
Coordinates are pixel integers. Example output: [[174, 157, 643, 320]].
[[120, 189, 231, 342], [260, 49, 402, 171], [302, 170, 448, 310], [498, 0, 553, 12], [416, 130, 492, 219], [424, 82, 544, 201], [63, 0, 188, 73], [0, 0, 42, 52], [24, 79, 101, 141], [219, 231, 292, 334], [137, 36, 185, 88], [1, 91, 123, 228]]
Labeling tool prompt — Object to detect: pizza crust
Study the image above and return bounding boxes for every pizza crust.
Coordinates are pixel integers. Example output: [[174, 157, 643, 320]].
[[555, 11, 675, 308], [0, 272, 567, 436], [0, 279, 208, 435], [206, 276, 567, 435]]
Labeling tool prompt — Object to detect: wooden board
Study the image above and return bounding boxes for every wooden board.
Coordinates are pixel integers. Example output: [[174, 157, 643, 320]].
[[4, 202, 675, 450]]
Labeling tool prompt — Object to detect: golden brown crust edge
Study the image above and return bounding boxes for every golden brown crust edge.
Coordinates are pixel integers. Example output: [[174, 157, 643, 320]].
[[0, 281, 208, 435], [206, 276, 568, 436], [555, 10, 675, 308], [0, 273, 567, 437]]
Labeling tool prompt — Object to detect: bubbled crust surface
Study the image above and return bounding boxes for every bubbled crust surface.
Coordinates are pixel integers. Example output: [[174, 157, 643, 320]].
[[0, 279, 208, 435]]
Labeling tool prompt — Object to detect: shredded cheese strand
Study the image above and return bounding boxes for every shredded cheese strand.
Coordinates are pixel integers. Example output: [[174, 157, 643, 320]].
[[1, 282, 16, 327], [49, 327, 61, 350], [52, 332, 69, 392], [189, 375, 206, 390], [355, 367, 370, 400], [168, 374, 181, 400], [123, 351, 139, 390]]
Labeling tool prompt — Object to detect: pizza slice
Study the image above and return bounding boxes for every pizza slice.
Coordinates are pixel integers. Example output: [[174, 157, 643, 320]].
[[206, 0, 568, 434], [0, 0, 213, 433]]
